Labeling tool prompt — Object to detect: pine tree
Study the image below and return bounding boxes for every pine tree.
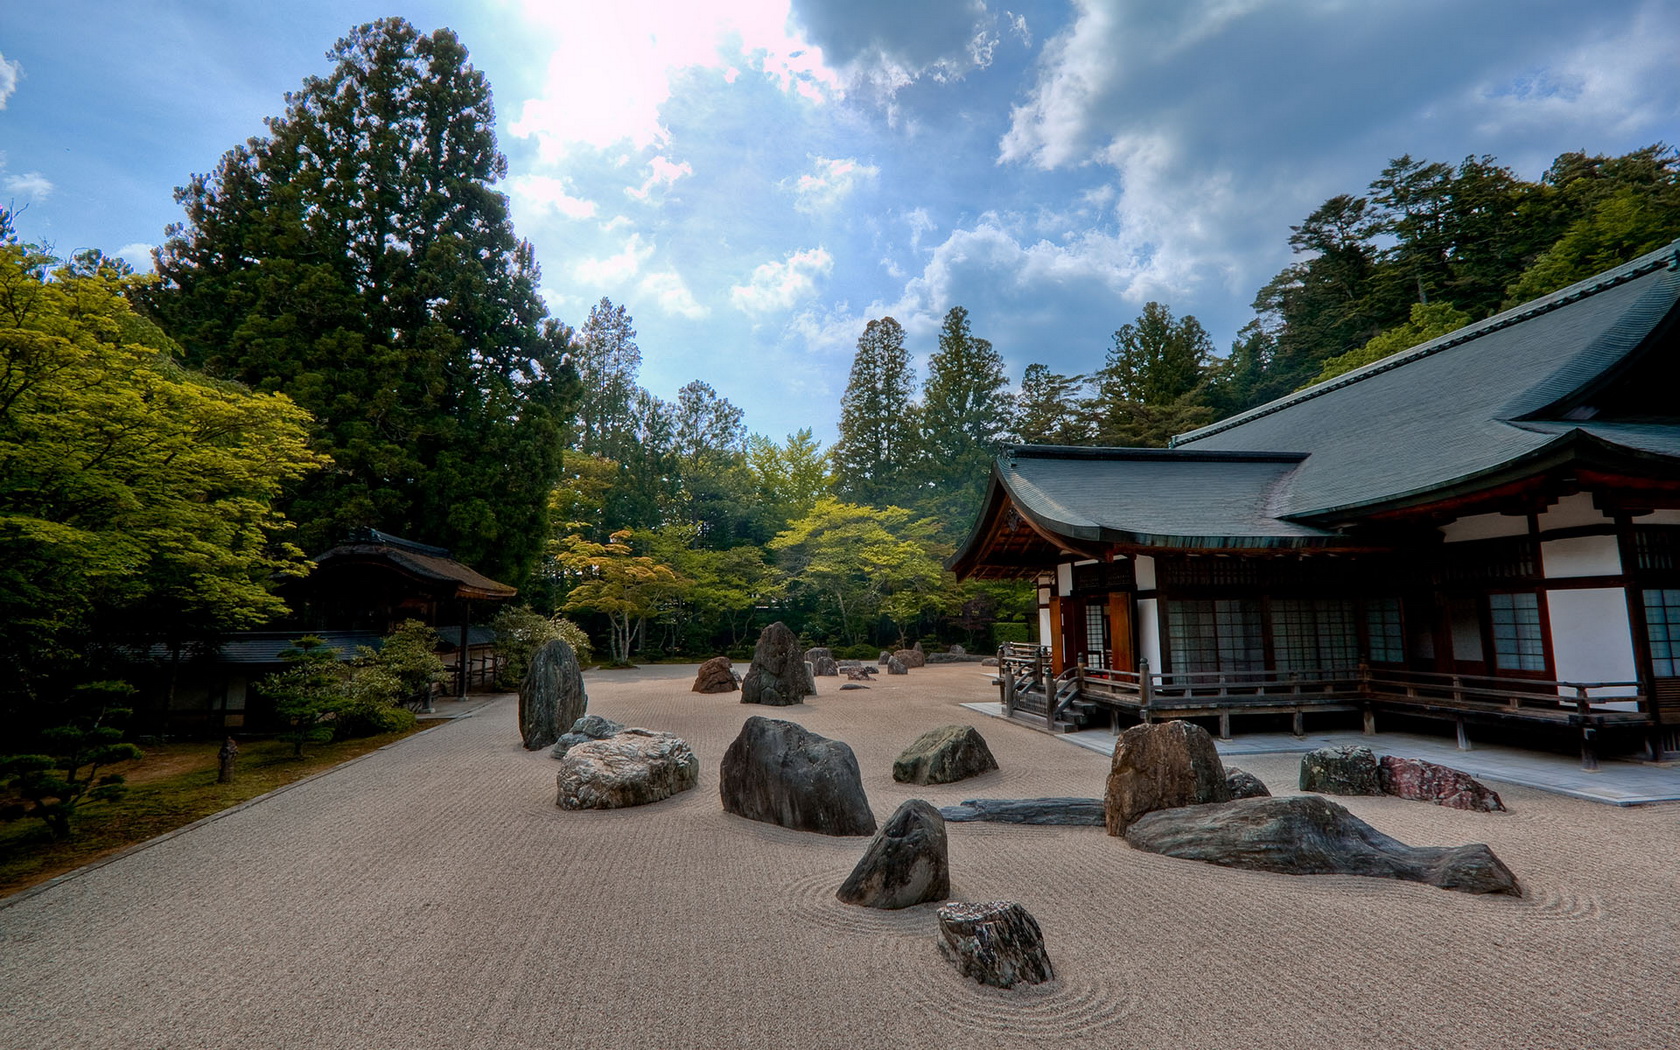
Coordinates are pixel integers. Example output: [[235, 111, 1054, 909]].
[[916, 306, 1013, 530], [142, 19, 572, 581], [1015, 364, 1093, 445], [1088, 302, 1215, 448], [573, 297, 643, 461], [833, 316, 917, 507]]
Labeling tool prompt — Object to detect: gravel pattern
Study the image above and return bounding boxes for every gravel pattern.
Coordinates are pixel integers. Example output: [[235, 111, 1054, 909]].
[[1, 664, 1675, 1049]]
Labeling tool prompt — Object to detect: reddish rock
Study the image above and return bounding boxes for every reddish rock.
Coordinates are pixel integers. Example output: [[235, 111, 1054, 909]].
[[1103, 720, 1231, 835], [692, 656, 738, 693], [1379, 756, 1506, 812], [893, 648, 925, 669]]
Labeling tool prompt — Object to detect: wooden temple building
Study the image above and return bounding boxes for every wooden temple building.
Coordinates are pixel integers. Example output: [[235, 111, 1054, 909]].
[[952, 239, 1680, 766]]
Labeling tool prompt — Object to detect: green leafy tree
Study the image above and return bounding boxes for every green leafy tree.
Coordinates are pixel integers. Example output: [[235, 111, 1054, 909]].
[[1306, 301, 1472, 387], [0, 222, 325, 724], [1087, 302, 1215, 447], [491, 606, 594, 688], [260, 637, 347, 757], [745, 428, 832, 531], [915, 306, 1014, 531], [769, 499, 953, 647], [638, 523, 771, 650], [0, 682, 143, 840], [142, 18, 572, 582], [833, 317, 918, 507], [553, 531, 687, 664], [1014, 364, 1093, 445]]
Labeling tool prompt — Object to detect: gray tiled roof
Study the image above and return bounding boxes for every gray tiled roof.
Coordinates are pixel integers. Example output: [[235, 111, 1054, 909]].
[[996, 446, 1336, 547], [1175, 239, 1680, 519]]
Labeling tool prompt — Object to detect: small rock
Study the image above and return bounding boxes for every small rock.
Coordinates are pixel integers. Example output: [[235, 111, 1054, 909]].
[[837, 799, 949, 909], [556, 729, 698, 809], [939, 798, 1105, 826], [1124, 794, 1520, 896], [805, 647, 834, 664], [886, 655, 908, 675], [812, 655, 840, 677], [692, 656, 739, 694], [980, 657, 999, 667], [550, 714, 626, 758], [719, 716, 876, 836], [1225, 767, 1272, 799], [519, 638, 587, 751], [1103, 720, 1231, 835], [840, 683, 869, 691], [893, 725, 999, 785], [879, 651, 892, 665], [937, 901, 1054, 989], [1379, 756, 1506, 812], [1300, 745, 1383, 795]]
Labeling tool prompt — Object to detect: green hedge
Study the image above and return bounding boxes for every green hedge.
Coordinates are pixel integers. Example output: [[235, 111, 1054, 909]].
[[991, 622, 1032, 648]]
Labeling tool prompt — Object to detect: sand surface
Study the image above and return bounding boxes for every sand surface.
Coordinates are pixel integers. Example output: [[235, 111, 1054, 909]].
[[2, 663, 1676, 1049]]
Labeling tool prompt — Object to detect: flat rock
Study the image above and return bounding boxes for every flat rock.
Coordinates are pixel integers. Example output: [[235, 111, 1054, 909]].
[[692, 656, 738, 694], [556, 729, 698, 810], [1124, 795, 1521, 896], [839, 683, 869, 690], [980, 657, 999, 667], [519, 638, 587, 751], [740, 622, 814, 706], [937, 901, 1054, 989], [1380, 755, 1506, 812], [1225, 767, 1272, 799], [550, 714, 626, 758], [893, 724, 999, 785], [836, 799, 949, 909], [1103, 720, 1231, 835], [1300, 745, 1383, 795], [939, 798, 1105, 826], [719, 716, 876, 836]]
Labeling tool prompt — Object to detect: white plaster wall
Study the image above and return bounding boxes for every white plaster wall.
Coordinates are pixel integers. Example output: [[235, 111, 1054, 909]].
[[1056, 562, 1073, 597], [1439, 512, 1528, 543], [1134, 555, 1157, 591], [1038, 606, 1053, 648], [1538, 491, 1610, 531], [1546, 587, 1639, 697], [1635, 509, 1680, 526], [1138, 598, 1162, 674], [1540, 534, 1622, 578]]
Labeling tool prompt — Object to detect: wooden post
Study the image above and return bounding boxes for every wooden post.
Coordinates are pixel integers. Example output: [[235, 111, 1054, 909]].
[[1138, 657, 1153, 724], [1218, 710, 1231, 741], [1456, 717, 1470, 751], [1362, 706, 1376, 736], [1576, 686, 1599, 771], [1291, 711, 1305, 738]]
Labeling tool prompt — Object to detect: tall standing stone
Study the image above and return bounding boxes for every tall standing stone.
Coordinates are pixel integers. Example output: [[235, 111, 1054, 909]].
[[837, 799, 949, 908], [1103, 719, 1231, 835], [719, 716, 876, 835], [740, 621, 815, 706], [520, 638, 587, 751]]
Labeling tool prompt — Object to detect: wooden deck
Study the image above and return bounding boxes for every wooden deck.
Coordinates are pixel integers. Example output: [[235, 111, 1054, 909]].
[[995, 644, 1665, 769]]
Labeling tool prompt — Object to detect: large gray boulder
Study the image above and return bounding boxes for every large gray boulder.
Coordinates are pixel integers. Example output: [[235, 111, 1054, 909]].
[[1103, 720, 1231, 835], [937, 901, 1054, 989], [719, 716, 876, 835], [1300, 745, 1383, 795], [740, 621, 814, 706], [940, 798, 1106, 826], [1124, 795, 1521, 896], [893, 724, 999, 785], [550, 714, 626, 758], [556, 729, 699, 810], [836, 799, 949, 909], [1379, 756, 1506, 812], [519, 638, 587, 751], [692, 656, 738, 694], [886, 655, 908, 675]]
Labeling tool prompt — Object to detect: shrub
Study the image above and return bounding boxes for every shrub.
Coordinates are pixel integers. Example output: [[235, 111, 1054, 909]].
[[260, 637, 346, 756], [992, 622, 1031, 648], [0, 682, 144, 839], [492, 607, 593, 688]]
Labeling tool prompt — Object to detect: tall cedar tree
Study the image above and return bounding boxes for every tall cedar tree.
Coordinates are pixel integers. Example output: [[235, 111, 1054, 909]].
[[916, 306, 1013, 533], [833, 316, 917, 507], [142, 19, 572, 582], [1014, 364, 1093, 445], [1088, 302, 1215, 447], [572, 297, 642, 461]]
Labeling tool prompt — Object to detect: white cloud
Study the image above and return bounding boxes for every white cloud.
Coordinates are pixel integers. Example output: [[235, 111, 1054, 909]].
[[574, 233, 655, 285], [997, 0, 1120, 169], [0, 53, 19, 109], [510, 174, 598, 219], [730, 247, 834, 313], [115, 243, 155, 272], [787, 155, 878, 213], [3, 170, 52, 202], [640, 271, 710, 319], [627, 155, 695, 201], [507, 0, 841, 162]]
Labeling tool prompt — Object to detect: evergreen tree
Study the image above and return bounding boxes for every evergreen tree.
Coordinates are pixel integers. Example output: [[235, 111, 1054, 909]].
[[1087, 302, 1215, 447], [915, 306, 1013, 530], [142, 19, 571, 581], [833, 316, 917, 507], [573, 297, 643, 460], [1014, 364, 1093, 445]]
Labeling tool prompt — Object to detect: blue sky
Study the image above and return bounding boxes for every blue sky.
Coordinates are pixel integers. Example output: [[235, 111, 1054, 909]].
[[4, 1, 1678, 443]]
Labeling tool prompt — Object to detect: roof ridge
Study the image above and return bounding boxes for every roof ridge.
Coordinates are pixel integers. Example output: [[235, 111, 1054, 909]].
[[1004, 443, 1307, 463], [1171, 236, 1680, 448]]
